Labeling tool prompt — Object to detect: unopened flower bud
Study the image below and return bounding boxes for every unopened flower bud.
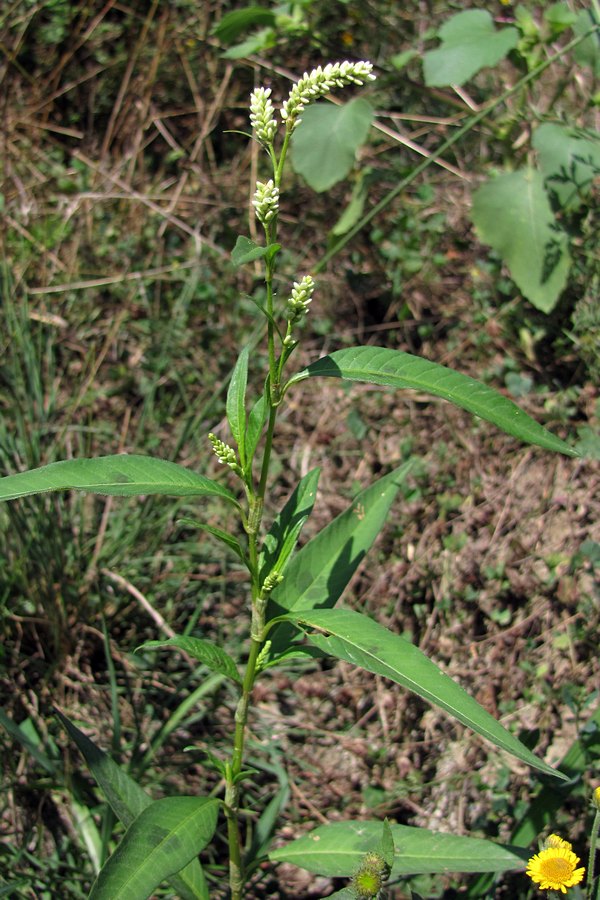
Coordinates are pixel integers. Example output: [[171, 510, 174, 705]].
[[287, 275, 315, 321], [252, 179, 279, 225], [209, 433, 239, 470]]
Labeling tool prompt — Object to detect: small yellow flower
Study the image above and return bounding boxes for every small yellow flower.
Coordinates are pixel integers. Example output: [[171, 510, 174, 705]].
[[526, 845, 585, 893], [593, 786, 600, 810], [544, 834, 573, 851]]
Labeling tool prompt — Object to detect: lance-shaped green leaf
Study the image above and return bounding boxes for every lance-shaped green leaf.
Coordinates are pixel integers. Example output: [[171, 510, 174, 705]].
[[136, 637, 242, 684], [55, 710, 209, 900], [270, 820, 527, 877], [259, 467, 320, 583], [284, 608, 566, 780], [266, 463, 413, 657], [88, 796, 218, 900], [227, 347, 249, 465], [245, 391, 269, 470], [288, 347, 576, 457], [0, 455, 239, 505], [178, 518, 246, 564]]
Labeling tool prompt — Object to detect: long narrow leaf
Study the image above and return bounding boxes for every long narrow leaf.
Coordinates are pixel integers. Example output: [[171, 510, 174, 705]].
[[270, 820, 527, 877], [0, 455, 239, 504], [55, 710, 209, 900], [259, 467, 320, 581], [285, 608, 565, 780], [137, 637, 242, 684], [267, 463, 413, 657], [227, 346, 249, 465], [289, 347, 577, 456], [88, 796, 218, 900]]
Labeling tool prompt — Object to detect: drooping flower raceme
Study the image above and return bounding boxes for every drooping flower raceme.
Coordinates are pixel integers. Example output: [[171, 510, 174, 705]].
[[281, 60, 375, 133], [526, 840, 585, 894]]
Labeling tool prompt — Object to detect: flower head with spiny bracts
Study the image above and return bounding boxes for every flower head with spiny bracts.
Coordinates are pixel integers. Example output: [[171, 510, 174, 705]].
[[526, 842, 585, 894], [281, 60, 375, 133]]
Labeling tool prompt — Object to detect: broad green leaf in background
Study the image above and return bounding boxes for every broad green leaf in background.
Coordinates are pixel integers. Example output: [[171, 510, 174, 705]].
[[266, 463, 414, 659], [227, 346, 249, 465], [222, 28, 275, 59], [285, 608, 565, 780], [291, 99, 374, 192], [471, 168, 571, 313], [289, 347, 577, 456], [270, 820, 527, 877], [0, 456, 239, 504], [533, 123, 600, 211], [212, 5, 276, 43], [259, 467, 320, 582], [88, 796, 218, 900], [573, 10, 600, 76], [55, 710, 208, 900], [423, 10, 519, 87], [136, 637, 242, 684]]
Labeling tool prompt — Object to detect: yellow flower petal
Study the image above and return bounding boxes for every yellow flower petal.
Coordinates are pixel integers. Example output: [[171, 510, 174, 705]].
[[526, 846, 585, 893]]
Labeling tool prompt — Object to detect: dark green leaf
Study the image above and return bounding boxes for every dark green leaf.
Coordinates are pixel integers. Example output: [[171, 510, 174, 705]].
[[245, 392, 269, 469], [270, 820, 527, 876], [0, 456, 239, 504], [136, 637, 242, 684], [227, 347, 249, 465], [285, 608, 565, 779], [0, 708, 57, 774], [267, 464, 414, 656], [55, 710, 208, 900], [212, 6, 276, 43], [259, 468, 320, 582], [290, 347, 577, 456], [88, 796, 218, 900], [177, 519, 246, 563]]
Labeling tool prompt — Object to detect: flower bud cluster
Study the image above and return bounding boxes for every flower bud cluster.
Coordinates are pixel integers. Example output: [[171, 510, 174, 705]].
[[249, 87, 277, 144], [286, 275, 315, 322], [208, 433, 238, 471], [281, 61, 375, 133], [262, 571, 283, 593], [252, 179, 279, 225]]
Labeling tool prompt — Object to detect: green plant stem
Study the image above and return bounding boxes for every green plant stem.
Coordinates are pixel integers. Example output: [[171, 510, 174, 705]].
[[587, 808, 600, 899], [225, 634, 263, 900], [314, 24, 599, 274]]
